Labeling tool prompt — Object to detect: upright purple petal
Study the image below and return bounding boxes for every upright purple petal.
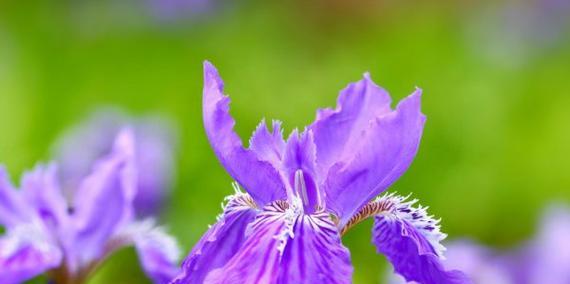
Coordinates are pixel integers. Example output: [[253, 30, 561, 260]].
[[283, 130, 323, 213], [372, 194, 470, 284], [172, 191, 258, 284], [248, 120, 286, 166], [0, 224, 62, 284], [72, 129, 137, 263], [20, 164, 69, 232], [282, 130, 318, 183], [53, 110, 122, 194], [132, 117, 178, 216], [204, 201, 353, 284], [52, 108, 177, 217], [324, 89, 426, 225], [311, 73, 392, 178], [0, 167, 33, 227], [202, 61, 286, 206]]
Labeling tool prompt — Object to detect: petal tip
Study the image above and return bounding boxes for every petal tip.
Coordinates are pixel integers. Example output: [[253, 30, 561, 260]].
[[413, 87, 423, 96], [203, 61, 223, 90], [397, 88, 424, 116], [203, 60, 216, 73], [113, 127, 136, 157]]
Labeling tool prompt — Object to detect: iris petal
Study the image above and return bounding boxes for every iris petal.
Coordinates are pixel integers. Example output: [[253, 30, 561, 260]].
[[249, 120, 286, 166], [0, 167, 33, 227], [72, 129, 137, 264], [0, 224, 62, 284], [323, 89, 426, 226], [283, 130, 323, 213], [115, 219, 181, 284], [311, 73, 393, 178], [203, 61, 286, 206], [371, 194, 471, 284], [52, 108, 178, 217], [204, 201, 352, 284], [172, 192, 258, 284], [20, 164, 69, 232]]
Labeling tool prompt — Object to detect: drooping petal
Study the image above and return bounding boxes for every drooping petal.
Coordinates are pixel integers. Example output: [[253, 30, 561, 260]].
[[372, 194, 470, 284], [324, 90, 426, 225], [114, 219, 181, 284], [0, 224, 62, 284], [310, 73, 392, 180], [72, 129, 137, 264], [248, 119, 286, 166], [282, 130, 323, 213], [20, 164, 69, 231], [202, 61, 286, 206], [0, 167, 34, 227], [204, 201, 353, 284], [278, 210, 353, 283], [172, 191, 258, 284]]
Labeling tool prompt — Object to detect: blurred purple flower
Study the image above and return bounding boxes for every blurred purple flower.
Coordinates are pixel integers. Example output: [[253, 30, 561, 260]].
[[469, 0, 570, 65], [0, 130, 180, 284], [388, 204, 570, 284], [147, 0, 217, 21], [53, 109, 177, 217], [171, 62, 470, 284], [500, 0, 570, 48]]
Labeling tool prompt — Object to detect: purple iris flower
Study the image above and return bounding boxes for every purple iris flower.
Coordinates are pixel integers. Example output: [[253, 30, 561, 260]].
[[389, 204, 570, 284], [171, 61, 470, 284], [0, 130, 180, 284], [52, 108, 177, 217]]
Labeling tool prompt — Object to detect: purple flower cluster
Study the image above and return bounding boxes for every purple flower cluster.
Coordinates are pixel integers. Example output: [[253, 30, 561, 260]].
[[170, 62, 470, 284], [0, 129, 180, 283]]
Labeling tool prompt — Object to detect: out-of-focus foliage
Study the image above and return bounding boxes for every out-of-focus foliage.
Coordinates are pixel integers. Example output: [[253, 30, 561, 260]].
[[0, 0, 568, 283]]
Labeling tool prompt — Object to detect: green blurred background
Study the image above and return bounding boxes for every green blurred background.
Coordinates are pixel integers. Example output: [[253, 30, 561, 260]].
[[1, 0, 569, 283]]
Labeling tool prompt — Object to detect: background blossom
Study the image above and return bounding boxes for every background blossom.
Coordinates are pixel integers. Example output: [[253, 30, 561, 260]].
[[52, 108, 178, 217]]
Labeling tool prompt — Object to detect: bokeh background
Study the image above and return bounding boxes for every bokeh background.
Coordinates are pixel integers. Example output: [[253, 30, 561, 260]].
[[1, 0, 569, 283]]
